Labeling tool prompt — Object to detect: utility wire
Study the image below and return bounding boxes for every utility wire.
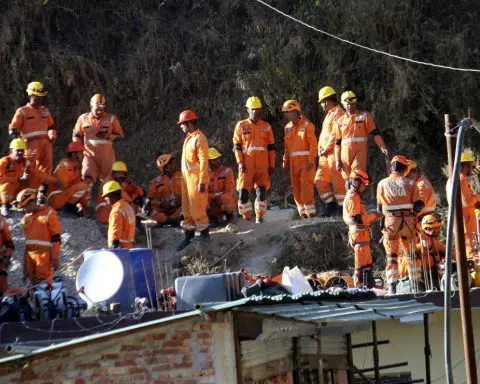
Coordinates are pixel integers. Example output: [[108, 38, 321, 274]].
[[253, 0, 480, 73]]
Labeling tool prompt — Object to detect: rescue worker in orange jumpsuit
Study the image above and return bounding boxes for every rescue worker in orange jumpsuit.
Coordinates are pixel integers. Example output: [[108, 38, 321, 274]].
[[0, 139, 58, 217], [72, 94, 124, 201], [377, 155, 424, 295], [281, 100, 317, 218], [102, 181, 136, 249], [335, 91, 388, 178], [0, 217, 14, 295], [343, 170, 382, 287], [315, 86, 346, 217], [9, 82, 56, 174], [176, 110, 209, 251], [143, 154, 182, 226], [406, 160, 437, 219], [207, 147, 236, 222], [446, 150, 480, 261], [17, 189, 61, 286], [48, 142, 89, 216], [233, 97, 275, 223], [96, 161, 144, 224]]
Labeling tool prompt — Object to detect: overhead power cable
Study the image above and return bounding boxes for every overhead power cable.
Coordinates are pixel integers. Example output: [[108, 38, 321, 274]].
[[253, 0, 480, 73]]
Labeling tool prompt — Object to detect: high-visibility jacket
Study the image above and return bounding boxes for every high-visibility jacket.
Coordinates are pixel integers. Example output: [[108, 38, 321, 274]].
[[208, 166, 235, 200], [72, 112, 124, 157], [23, 205, 61, 262], [282, 116, 317, 168], [377, 172, 422, 213], [148, 172, 183, 201], [335, 110, 376, 145], [412, 173, 436, 215], [108, 199, 136, 248], [9, 103, 54, 141], [319, 106, 344, 156], [233, 119, 275, 170], [343, 189, 377, 227]]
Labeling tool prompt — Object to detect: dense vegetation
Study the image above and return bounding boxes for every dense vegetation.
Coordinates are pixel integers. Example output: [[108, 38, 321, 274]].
[[1, 0, 480, 202]]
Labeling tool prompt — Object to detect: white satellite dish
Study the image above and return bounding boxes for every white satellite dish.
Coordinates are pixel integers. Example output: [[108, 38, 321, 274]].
[[76, 250, 125, 304]]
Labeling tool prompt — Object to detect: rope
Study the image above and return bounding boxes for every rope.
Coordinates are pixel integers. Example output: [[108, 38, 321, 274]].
[[252, 0, 480, 73]]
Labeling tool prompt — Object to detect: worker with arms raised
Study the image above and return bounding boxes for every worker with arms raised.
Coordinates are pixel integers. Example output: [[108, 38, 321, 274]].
[[102, 181, 136, 249], [72, 94, 124, 202], [315, 86, 346, 216], [143, 154, 183, 226], [48, 142, 89, 216], [176, 110, 210, 251], [377, 155, 424, 295], [0, 139, 58, 217], [16, 188, 61, 287], [9, 82, 56, 174], [335, 91, 388, 178], [343, 170, 382, 287], [282, 100, 317, 218], [96, 161, 144, 224], [207, 147, 236, 223]]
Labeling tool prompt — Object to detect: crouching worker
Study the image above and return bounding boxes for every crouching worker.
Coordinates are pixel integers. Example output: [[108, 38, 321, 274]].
[[0, 217, 14, 295], [208, 148, 236, 223], [17, 189, 61, 286], [143, 154, 182, 226], [343, 170, 382, 287], [102, 181, 135, 249], [48, 142, 89, 215]]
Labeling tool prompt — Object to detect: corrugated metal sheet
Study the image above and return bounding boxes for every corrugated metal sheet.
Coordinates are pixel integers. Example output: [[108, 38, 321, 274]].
[[241, 338, 293, 368]]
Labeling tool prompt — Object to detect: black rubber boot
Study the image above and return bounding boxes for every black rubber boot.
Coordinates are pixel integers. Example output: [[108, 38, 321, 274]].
[[200, 227, 210, 240], [321, 202, 337, 217], [176, 230, 195, 251], [363, 269, 374, 289], [387, 282, 397, 296], [336, 203, 343, 217]]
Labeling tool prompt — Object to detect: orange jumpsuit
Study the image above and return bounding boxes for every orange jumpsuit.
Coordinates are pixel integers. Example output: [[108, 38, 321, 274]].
[[181, 129, 209, 231], [343, 189, 377, 286], [315, 105, 346, 205], [377, 172, 422, 284], [334, 110, 376, 177], [233, 119, 275, 219], [208, 165, 236, 217], [72, 112, 124, 184], [108, 199, 136, 249], [283, 116, 317, 217], [147, 172, 183, 225], [96, 179, 144, 224], [9, 104, 55, 174], [23, 205, 61, 286], [0, 155, 57, 204], [447, 174, 480, 260], [48, 158, 88, 210], [0, 218, 14, 294]]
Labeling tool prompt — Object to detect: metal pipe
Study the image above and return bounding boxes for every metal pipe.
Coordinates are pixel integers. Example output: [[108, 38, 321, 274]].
[[357, 361, 408, 373], [444, 116, 478, 384], [352, 340, 390, 349], [424, 314, 431, 384]]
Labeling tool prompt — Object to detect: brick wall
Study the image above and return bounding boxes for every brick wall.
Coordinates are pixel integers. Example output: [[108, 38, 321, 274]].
[[0, 313, 237, 384]]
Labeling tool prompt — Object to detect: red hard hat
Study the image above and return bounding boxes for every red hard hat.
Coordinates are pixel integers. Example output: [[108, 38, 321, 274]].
[[177, 110, 198, 124], [67, 141, 84, 153]]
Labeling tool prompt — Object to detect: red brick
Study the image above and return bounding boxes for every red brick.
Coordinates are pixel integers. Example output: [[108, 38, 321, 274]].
[[102, 353, 120, 360], [162, 340, 190, 348], [192, 323, 211, 331], [114, 359, 137, 367], [74, 362, 100, 369], [197, 331, 211, 339], [129, 366, 148, 374], [173, 362, 193, 369], [119, 351, 142, 359], [91, 369, 107, 376], [197, 337, 213, 346], [160, 347, 191, 354], [144, 357, 159, 364], [152, 364, 172, 371], [182, 355, 193, 364], [171, 331, 191, 340], [121, 344, 144, 351]]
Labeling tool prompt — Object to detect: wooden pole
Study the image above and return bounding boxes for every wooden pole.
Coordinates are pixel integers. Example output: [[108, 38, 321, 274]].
[[346, 334, 354, 384], [424, 314, 431, 384], [372, 321, 381, 384]]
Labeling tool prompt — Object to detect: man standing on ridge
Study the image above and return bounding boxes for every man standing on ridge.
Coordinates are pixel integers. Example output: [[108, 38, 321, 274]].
[[315, 86, 346, 217], [281, 100, 317, 218], [9, 81, 56, 174], [233, 96, 275, 223], [177, 110, 209, 251], [72, 94, 124, 202], [335, 91, 388, 178]]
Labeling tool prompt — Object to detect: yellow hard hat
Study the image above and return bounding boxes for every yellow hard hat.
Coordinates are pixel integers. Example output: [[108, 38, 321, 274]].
[[341, 90, 357, 106], [318, 86, 336, 103], [245, 96, 262, 109], [16, 188, 37, 208], [90, 94, 107, 109], [281, 99, 301, 112], [112, 161, 128, 172], [208, 147, 222, 160], [102, 180, 122, 197], [9, 138, 27, 150], [26, 81, 47, 97], [461, 150, 475, 163], [406, 160, 417, 175], [421, 214, 441, 230]]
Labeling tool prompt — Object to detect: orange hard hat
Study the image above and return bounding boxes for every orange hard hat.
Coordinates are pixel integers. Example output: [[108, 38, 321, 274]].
[[350, 169, 370, 185], [156, 154, 173, 172], [391, 155, 409, 167], [67, 141, 84, 153], [16, 188, 37, 208], [281, 99, 301, 112], [177, 110, 198, 124]]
